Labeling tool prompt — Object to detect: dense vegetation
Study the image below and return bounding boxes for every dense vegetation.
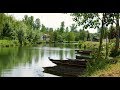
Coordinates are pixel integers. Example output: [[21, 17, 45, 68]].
[[1, 13, 120, 76], [71, 13, 120, 76], [0, 13, 99, 47]]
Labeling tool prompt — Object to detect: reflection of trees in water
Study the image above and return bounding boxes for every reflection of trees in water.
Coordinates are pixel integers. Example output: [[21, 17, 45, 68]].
[[34, 50, 40, 63], [59, 50, 63, 59], [40, 50, 44, 59], [17, 47, 24, 60], [49, 43, 77, 49], [0, 47, 40, 76], [0, 43, 77, 76], [65, 50, 68, 58], [70, 50, 75, 59], [44, 43, 76, 59], [65, 44, 75, 49], [50, 43, 76, 59], [0, 47, 19, 76]]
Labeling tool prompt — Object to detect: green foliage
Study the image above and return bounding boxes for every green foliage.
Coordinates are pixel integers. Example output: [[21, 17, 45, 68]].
[[0, 13, 98, 46], [70, 13, 101, 29], [59, 21, 65, 33], [0, 40, 19, 47], [110, 49, 120, 57], [66, 32, 75, 42], [70, 24, 77, 32], [52, 31, 59, 42], [84, 58, 107, 76], [70, 13, 120, 59], [41, 24, 46, 33], [108, 25, 116, 39], [34, 18, 41, 30], [0, 14, 42, 47], [1, 23, 12, 39], [80, 41, 117, 76]]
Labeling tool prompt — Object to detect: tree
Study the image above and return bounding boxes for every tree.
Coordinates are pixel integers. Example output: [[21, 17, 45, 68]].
[[16, 21, 27, 45], [29, 16, 34, 29], [53, 31, 58, 42], [70, 13, 115, 59], [1, 23, 12, 39], [108, 25, 116, 40], [65, 27, 69, 32], [17, 29, 25, 45], [86, 31, 91, 41], [33, 30, 41, 44], [114, 13, 120, 53], [79, 29, 87, 41], [34, 18, 41, 30], [23, 15, 29, 25], [66, 32, 75, 42], [48, 28, 54, 42], [41, 24, 46, 33], [70, 24, 77, 32], [59, 21, 65, 33], [23, 15, 34, 29], [0, 13, 7, 38]]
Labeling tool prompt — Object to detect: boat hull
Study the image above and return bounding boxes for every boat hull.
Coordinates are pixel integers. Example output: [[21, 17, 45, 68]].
[[49, 59, 87, 68]]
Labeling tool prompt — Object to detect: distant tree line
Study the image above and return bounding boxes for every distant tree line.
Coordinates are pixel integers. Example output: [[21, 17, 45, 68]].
[[0, 13, 100, 46]]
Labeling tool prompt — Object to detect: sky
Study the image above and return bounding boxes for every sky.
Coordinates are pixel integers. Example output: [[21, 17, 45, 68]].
[[7, 13, 97, 33]]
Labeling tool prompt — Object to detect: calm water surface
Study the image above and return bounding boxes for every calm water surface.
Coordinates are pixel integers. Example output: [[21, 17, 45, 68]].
[[0, 44, 78, 77]]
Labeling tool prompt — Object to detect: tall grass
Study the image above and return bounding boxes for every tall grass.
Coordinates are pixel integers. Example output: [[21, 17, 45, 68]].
[[78, 41, 119, 77], [87, 57, 120, 77]]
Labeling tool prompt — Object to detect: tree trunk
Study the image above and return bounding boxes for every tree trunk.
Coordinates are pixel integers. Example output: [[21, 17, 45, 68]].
[[98, 13, 105, 59], [105, 36, 108, 59], [115, 13, 119, 53]]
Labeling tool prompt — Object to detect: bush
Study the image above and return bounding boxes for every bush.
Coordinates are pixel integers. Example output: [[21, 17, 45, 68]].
[[0, 40, 19, 47], [79, 41, 116, 76]]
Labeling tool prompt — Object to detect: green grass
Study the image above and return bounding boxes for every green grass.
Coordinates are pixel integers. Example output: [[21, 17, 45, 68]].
[[0, 40, 19, 47], [77, 41, 119, 77], [78, 41, 107, 50], [86, 57, 120, 77]]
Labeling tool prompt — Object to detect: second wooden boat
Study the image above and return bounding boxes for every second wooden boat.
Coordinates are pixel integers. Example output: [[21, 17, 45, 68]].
[[48, 57, 87, 67]]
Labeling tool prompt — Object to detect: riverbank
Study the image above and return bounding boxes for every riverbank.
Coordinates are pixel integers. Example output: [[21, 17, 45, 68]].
[[43, 58, 120, 77], [0, 40, 79, 47], [0, 40, 19, 47], [86, 57, 120, 77], [79, 57, 120, 77]]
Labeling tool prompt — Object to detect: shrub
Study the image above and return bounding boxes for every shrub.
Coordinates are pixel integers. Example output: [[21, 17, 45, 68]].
[[0, 40, 19, 47]]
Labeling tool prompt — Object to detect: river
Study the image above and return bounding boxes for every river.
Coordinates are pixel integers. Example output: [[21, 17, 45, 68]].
[[0, 43, 78, 77]]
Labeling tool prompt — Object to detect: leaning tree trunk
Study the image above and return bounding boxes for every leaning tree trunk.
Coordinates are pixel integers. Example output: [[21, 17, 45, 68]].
[[115, 13, 119, 53], [105, 36, 108, 59], [98, 13, 105, 59]]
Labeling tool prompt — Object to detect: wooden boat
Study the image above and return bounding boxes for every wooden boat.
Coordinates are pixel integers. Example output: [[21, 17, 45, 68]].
[[44, 65, 85, 77], [75, 51, 91, 55], [48, 57, 87, 67], [75, 49, 80, 52], [76, 55, 93, 59], [67, 58, 86, 61], [75, 50, 93, 54]]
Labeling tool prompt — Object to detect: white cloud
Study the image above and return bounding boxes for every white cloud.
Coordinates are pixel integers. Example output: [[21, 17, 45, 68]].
[[7, 13, 97, 33]]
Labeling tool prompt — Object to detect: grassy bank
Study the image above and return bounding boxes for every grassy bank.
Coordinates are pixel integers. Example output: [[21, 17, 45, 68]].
[[77, 41, 119, 77], [80, 56, 120, 77], [85, 57, 120, 77], [0, 40, 19, 47], [78, 41, 108, 50]]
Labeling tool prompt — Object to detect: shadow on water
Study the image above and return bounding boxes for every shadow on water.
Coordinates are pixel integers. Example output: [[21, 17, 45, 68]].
[[0, 43, 78, 77]]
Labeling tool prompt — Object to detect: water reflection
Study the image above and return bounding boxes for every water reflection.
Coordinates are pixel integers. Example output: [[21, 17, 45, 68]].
[[0, 43, 77, 77]]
